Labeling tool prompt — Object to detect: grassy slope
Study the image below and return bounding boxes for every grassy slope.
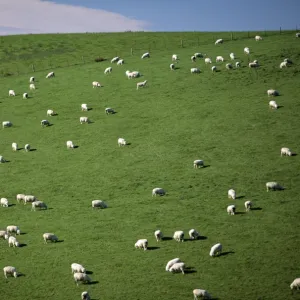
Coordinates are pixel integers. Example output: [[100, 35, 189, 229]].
[[0, 32, 300, 300]]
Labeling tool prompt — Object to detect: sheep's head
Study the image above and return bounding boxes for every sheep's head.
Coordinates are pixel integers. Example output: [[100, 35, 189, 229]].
[[13, 272, 18, 278], [17, 230, 21, 235]]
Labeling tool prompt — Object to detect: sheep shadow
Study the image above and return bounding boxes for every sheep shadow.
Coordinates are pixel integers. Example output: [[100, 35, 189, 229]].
[[219, 251, 235, 257], [88, 281, 99, 285], [235, 212, 246, 215], [20, 232, 27, 235], [29, 149, 37, 152], [55, 240, 64, 243], [276, 105, 284, 109], [184, 267, 197, 274], [8, 204, 16, 207], [202, 165, 210, 168], [19, 243, 27, 247], [147, 246, 160, 251], [106, 111, 117, 115], [235, 195, 245, 199], [251, 207, 262, 211], [44, 124, 53, 127], [17, 147, 24, 151], [73, 146, 79, 149], [17, 273, 25, 277], [125, 143, 131, 146], [162, 237, 173, 241], [3, 160, 10, 163], [291, 153, 297, 156], [87, 108, 93, 111], [198, 236, 207, 240], [85, 270, 93, 275]]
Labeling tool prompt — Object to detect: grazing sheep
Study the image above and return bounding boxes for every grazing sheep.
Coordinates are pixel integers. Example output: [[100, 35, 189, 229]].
[[189, 229, 199, 240], [269, 100, 278, 109], [170, 63, 175, 70], [191, 55, 196, 62], [2, 121, 12, 128], [172, 54, 178, 61], [215, 39, 223, 44], [194, 53, 204, 58], [228, 189, 236, 200], [205, 58, 212, 64], [141, 52, 150, 59], [227, 204, 236, 215], [0, 231, 8, 239], [245, 200, 252, 211], [137, 80, 147, 90], [193, 289, 212, 300], [92, 200, 107, 209], [118, 138, 127, 147], [24, 144, 30, 152], [191, 68, 200, 73], [209, 243, 222, 257], [244, 47, 250, 54], [16, 194, 25, 203], [23, 93, 28, 99], [105, 107, 115, 114], [47, 109, 56, 116], [235, 61, 241, 68], [211, 66, 217, 72], [249, 61, 259, 68], [255, 35, 263, 41], [71, 263, 86, 274], [154, 230, 163, 242], [165, 258, 181, 271], [12, 142, 18, 151], [135, 239, 148, 250], [31, 201, 47, 211], [290, 278, 300, 290], [267, 89, 279, 96], [29, 76, 35, 83], [117, 59, 124, 65], [3, 266, 18, 278], [126, 70, 140, 79], [296, 33, 300, 38], [216, 56, 224, 62], [43, 233, 58, 243], [284, 58, 293, 64], [6, 225, 21, 235], [29, 83, 35, 90], [229, 53, 235, 60], [280, 61, 288, 68], [0, 198, 9, 207], [9, 90, 15, 96], [169, 262, 185, 274], [152, 188, 165, 197], [66, 141, 74, 149], [81, 104, 88, 111], [46, 71, 55, 78], [173, 231, 184, 242], [0, 156, 7, 163], [111, 56, 119, 63], [41, 119, 50, 127], [81, 291, 91, 300], [74, 272, 91, 286], [24, 195, 37, 204], [194, 160, 204, 168], [226, 63, 233, 70], [80, 117, 89, 124], [266, 182, 284, 191], [104, 67, 112, 74], [281, 147, 292, 156], [92, 81, 101, 88], [8, 236, 20, 247]]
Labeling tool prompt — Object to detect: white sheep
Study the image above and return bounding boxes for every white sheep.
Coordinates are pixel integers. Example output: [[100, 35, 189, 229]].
[[266, 182, 284, 191], [16, 194, 25, 203], [189, 229, 199, 240], [117, 59, 124, 65], [80, 117, 89, 124], [29, 83, 35, 90], [141, 52, 150, 59], [194, 160, 204, 168], [193, 289, 212, 300], [81, 104, 88, 111], [267, 89, 279, 96], [23, 93, 28, 99], [25, 144, 30, 152], [165, 258, 181, 271], [46, 109, 56, 116], [244, 47, 250, 54], [281, 147, 292, 156], [31, 201, 47, 211], [269, 100, 278, 109], [6, 225, 21, 235], [191, 68, 200, 73], [154, 230, 163, 242], [255, 35, 263, 41], [227, 204, 236, 215], [229, 53, 235, 60], [92, 81, 101, 88], [12, 142, 18, 151], [0, 231, 8, 240], [169, 262, 185, 274], [66, 141, 74, 149], [126, 70, 140, 79], [71, 263, 86, 274], [245, 200, 252, 211], [209, 243, 222, 257], [0, 198, 9, 207], [172, 54, 178, 61], [290, 278, 300, 290], [3, 266, 18, 278], [41, 119, 50, 127], [249, 61, 259, 68], [9, 90, 15, 96], [296, 33, 300, 38], [228, 189, 236, 200], [92, 200, 107, 209], [105, 107, 115, 114], [226, 63, 233, 70], [135, 239, 148, 250], [24, 195, 37, 204], [43, 233, 58, 243], [173, 230, 184, 242], [8, 236, 20, 247], [104, 67, 112, 74], [111, 56, 119, 63], [216, 56, 224, 62], [205, 58, 212, 64], [235, 61, 241, 68], [152, 188, 165, 197], [170, 63, 175, 70], [211, 66, 217, 72], [29, 76, 35, 83], [280, 61, 288, 69], [0, 156, 7, 163], [137, 80, 147, 90], [215, 39, 223, 44], [46, 71, 55, 78], [2, 121, 12, 128], [74, 273, 91, 286], [118, 138, 127, 147], [81, 291, 91, 300]]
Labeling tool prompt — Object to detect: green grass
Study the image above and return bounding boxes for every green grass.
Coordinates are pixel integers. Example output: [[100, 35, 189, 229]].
[[0, 31, 300, 300]]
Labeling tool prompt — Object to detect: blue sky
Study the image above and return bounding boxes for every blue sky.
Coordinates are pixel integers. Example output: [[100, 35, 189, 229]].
[[0, 0, 299, 35]]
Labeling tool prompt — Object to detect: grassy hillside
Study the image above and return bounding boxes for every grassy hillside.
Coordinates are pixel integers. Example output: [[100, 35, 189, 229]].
[[0, 31, 300, 300]]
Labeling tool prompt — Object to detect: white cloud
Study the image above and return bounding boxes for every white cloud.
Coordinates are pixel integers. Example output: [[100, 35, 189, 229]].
[[0, 0, 149, 35]]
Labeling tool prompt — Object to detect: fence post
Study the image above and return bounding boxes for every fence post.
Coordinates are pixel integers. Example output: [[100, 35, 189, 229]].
[[279, 27, 282, 34], [231, 32, 233, 40], [247, 31, 250, 38], [82, 56, 85, 64], [181, 39, 183, 48], [32, 64, 35, 72], [131, 48, 133, 56]]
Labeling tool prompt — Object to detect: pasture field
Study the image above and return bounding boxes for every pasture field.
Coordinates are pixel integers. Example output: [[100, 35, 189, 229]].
[[0, 31, 300, 300]]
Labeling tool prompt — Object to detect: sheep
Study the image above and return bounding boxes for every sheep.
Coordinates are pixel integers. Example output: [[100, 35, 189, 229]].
[[23, 93, 28, 99], [227, 204, 236, 215], [9, 90, 15, 96], [0, 231, 8, 240], [111, 56, 119, 63], [189, 229, 199, 240], [41, 119, 50, 127], [154, 230, 163, 242], [211, 66, 217, 72], [191, 68, 200, 74], [215, 38, 223, 44], [81, 291, 91, 300], [209, 243, 222, 257], [245, 200, 252, 211], [204, 58, 212, 65], [280, 61, 288, 68], [8, 236, 20, 247], [165, 258, 181, 271], [66, 141, 74, 149], [29, 76, 35, 83], [267, 89, 279, 96], [3, 266, 18, 278], [229, 53, 235, 60], [228, 189, 236, 200], [6, 225, 21, 235], [249, 61, 259, 68], [16, 194, 25, 203], [74, 272, 91, 286], [104, 67, 112, 74], [0, 198, 9, 207], [80, 117, 89, 124], [29, 83, 35, 90], [92, 81, 101, 88], [81, 104, 88, 111], [43, 233, 58, 243], [137, 80, 147, 90], [170, 63, 175, 70], [255, 35, 263, 41], [269, 100, 278, 109], [172, 54, 178, 61], [141, 52, 150, 59], [169, 262, 185, 274], [135, 239, 148, 250], [191, 55, 196, 62], [290, 278, 300, 290], [2, 121, 12, 128], [12, 142, 18, 151], [92, 200, 107, 209], [126, 70, 140, 79], [117, 59, 124, 65], [216, 56, 224, 62], [226, 63, 233, 70], [281, 147, 292, 156], [24, 144, 30, 152], [193, 289, 212, 300], [235, 61, 241, 68], [46, 71, 55, 78], [118, 138, 127, 147], [105, 107, 115, 115], [71, 263, 86, 274], [24, 195, 37, 204], [266, 182, 284, 191], [194, 160, 204, 168], [46, 109, 56, 116], [194, 53, 204, 58], [0, 156, 7, 163], [173, 230, 184, 242], [296, 33, 300, 38], [244, 47, 250, 54], [31, 201, 47, 211], [152, 188, 165, 197]]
